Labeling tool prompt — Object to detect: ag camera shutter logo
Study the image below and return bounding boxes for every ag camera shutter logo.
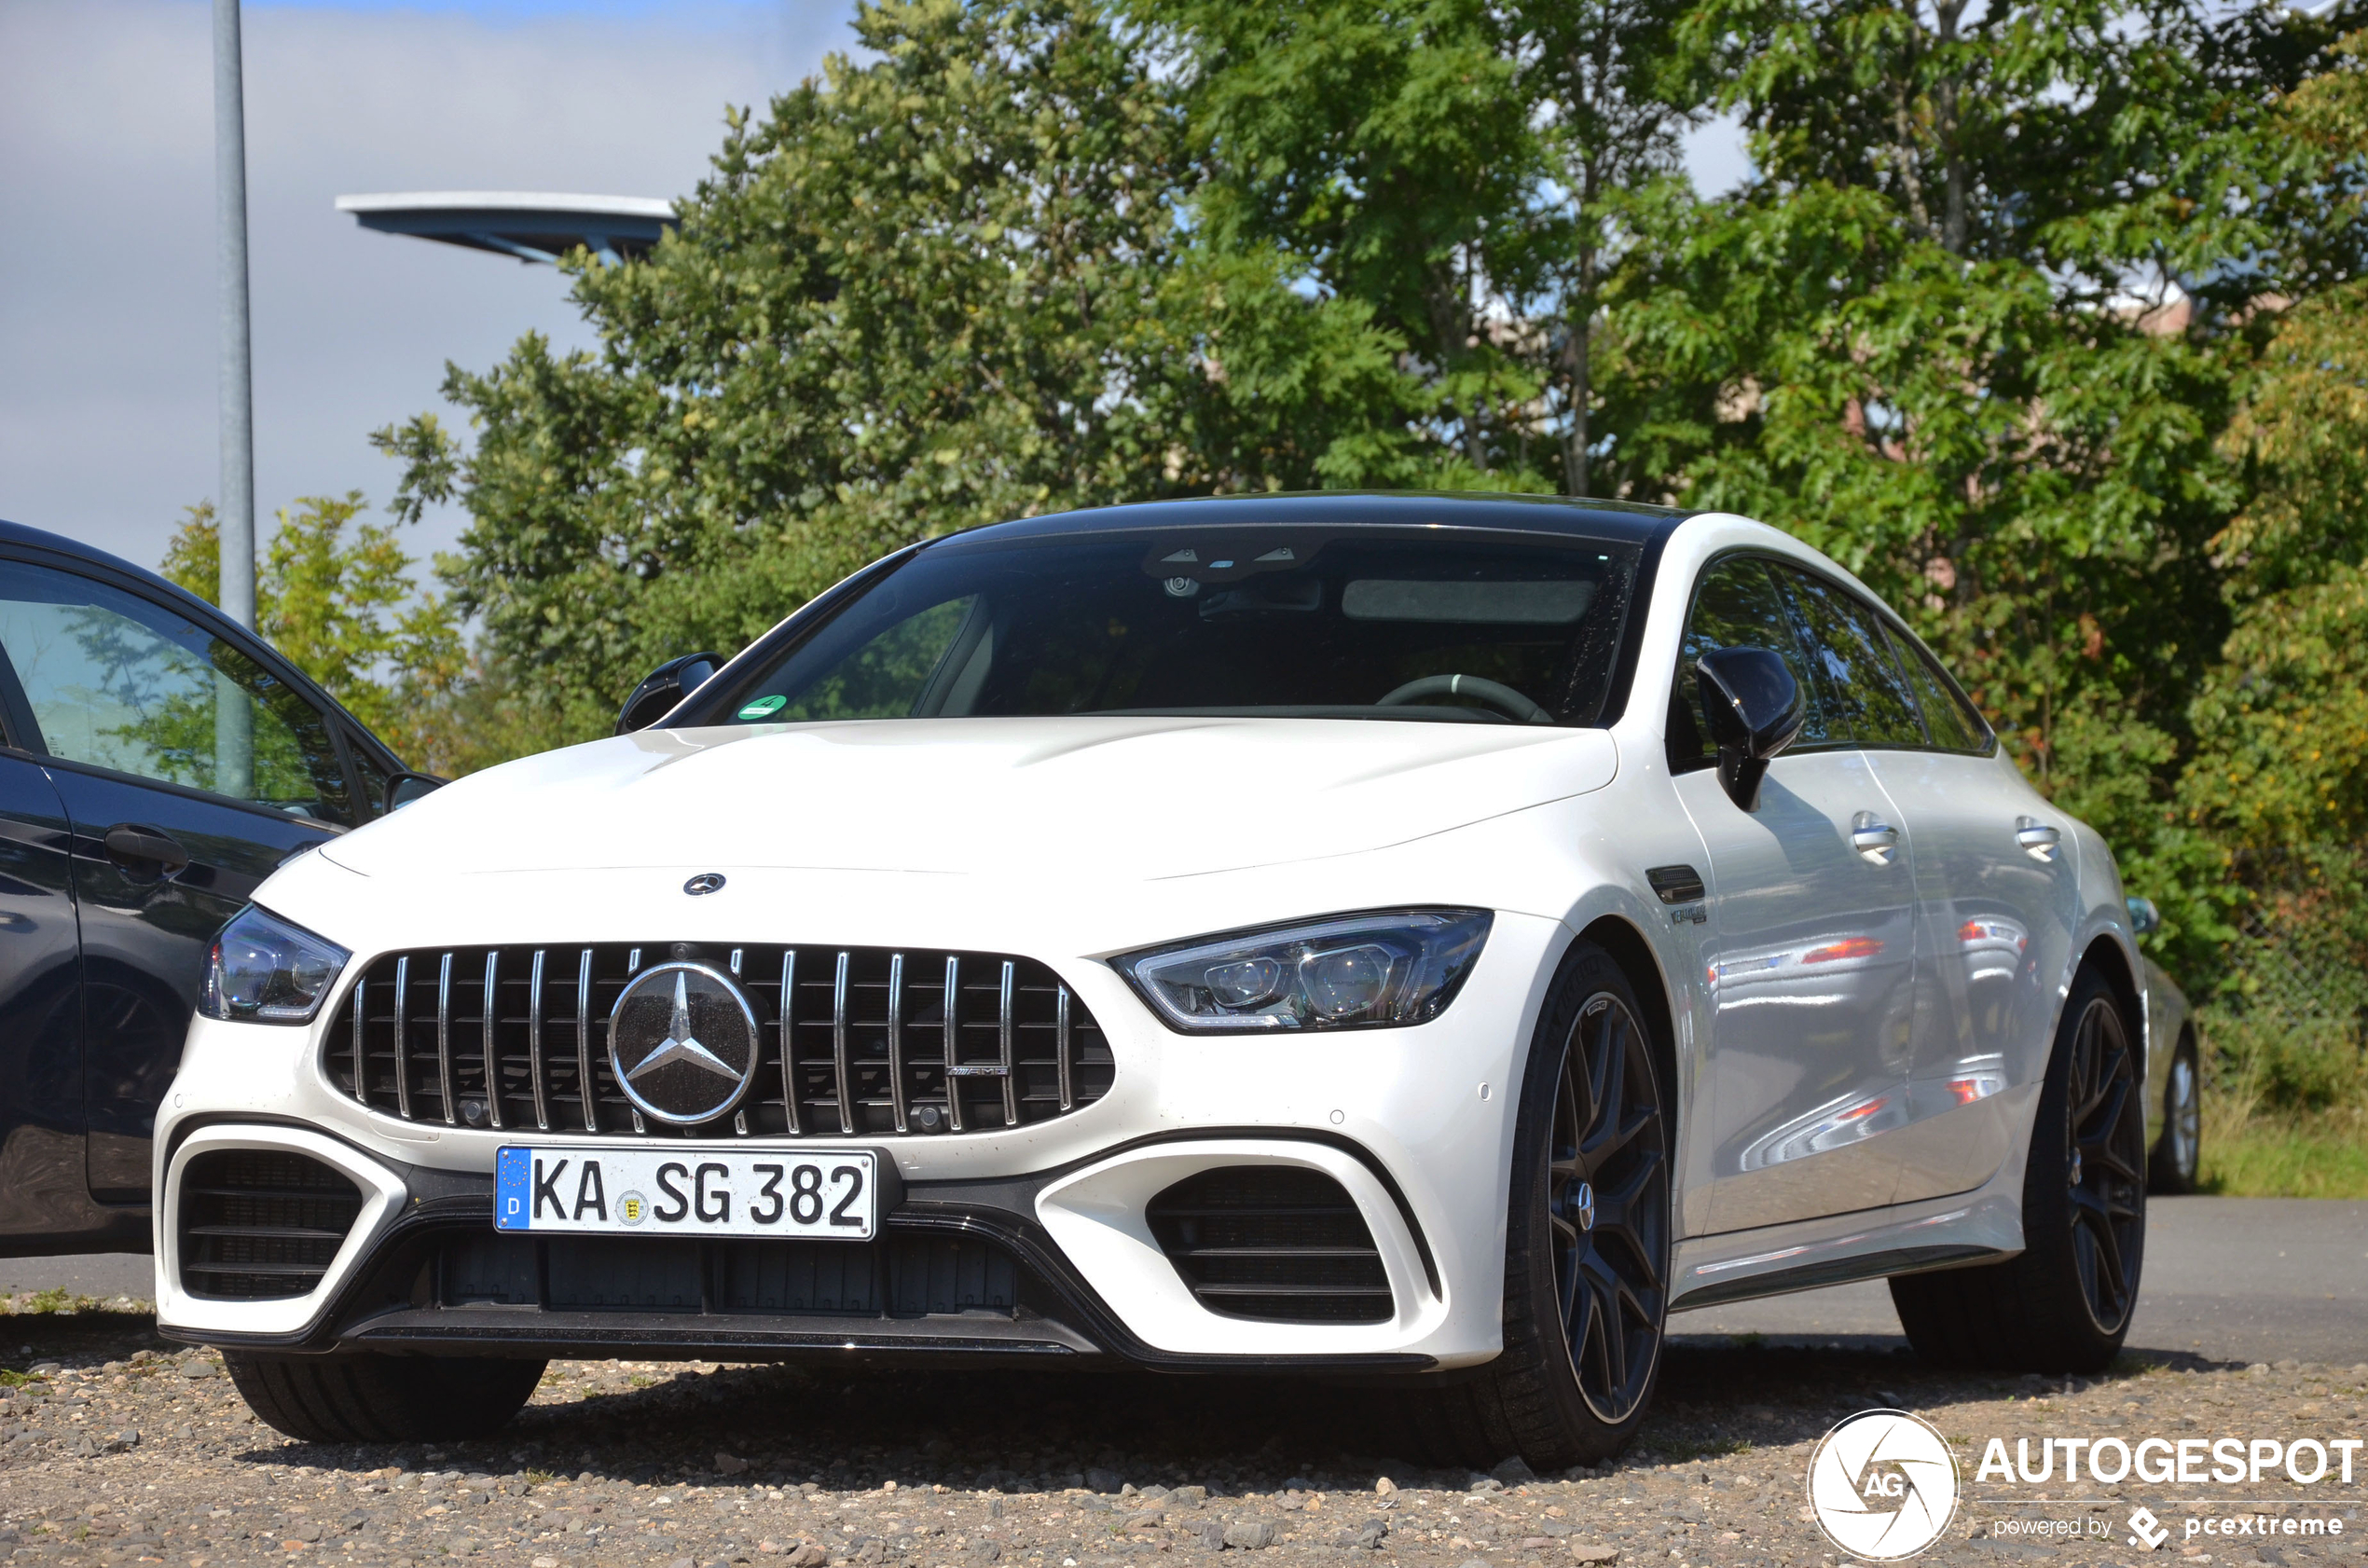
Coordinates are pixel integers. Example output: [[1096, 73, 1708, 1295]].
[[1807, 1410, 1962, 1561]]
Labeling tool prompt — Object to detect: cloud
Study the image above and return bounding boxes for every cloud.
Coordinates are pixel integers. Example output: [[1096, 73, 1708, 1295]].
[[0, 0, 852, 573]]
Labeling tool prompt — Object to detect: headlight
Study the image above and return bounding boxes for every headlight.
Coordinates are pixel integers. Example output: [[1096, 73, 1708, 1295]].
[[1114, 908, 1493, 1033], [200, 906, 350, 1025]]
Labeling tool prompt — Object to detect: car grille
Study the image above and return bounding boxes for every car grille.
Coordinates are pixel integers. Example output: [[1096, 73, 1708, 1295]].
[[1146, 1166, 1394, 1324], [178, 1149, 364, 1300], [437, 1232, 1021, 1317], [321, 942, 1114, 1138]]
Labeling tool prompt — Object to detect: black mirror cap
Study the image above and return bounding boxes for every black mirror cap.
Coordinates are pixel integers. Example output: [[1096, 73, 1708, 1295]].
[[384, 771, 446, 813], [1694, 645, 1804, 811], [615, 651, 725, 735], [2127, 895, 2162, 937]]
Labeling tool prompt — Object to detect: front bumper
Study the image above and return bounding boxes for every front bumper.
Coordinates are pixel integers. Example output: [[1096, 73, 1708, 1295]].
[[152, 911, 1567, 1371]]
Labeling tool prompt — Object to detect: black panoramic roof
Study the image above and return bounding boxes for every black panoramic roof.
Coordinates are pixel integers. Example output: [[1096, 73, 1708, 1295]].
[[936, 491, 1693, 550]]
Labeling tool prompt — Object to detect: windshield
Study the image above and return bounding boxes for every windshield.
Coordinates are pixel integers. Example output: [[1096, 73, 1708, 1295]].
[[684, 528, 1643, 728]]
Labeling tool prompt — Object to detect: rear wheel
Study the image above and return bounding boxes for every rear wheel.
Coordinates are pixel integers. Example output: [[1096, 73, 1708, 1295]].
[[1410, 940, 1672, 1467], [2148, 1032, 2202, 1194], [1891, 966, 2145, 1371], [224, 1351, 547, 1443]]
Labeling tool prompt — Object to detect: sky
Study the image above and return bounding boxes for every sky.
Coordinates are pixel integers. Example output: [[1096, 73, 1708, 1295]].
[[0, 0, 1751, 580]]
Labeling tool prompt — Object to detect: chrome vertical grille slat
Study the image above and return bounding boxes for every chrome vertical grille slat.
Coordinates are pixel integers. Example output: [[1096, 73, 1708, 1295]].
[[998, 959, 1020, 1125], [943, 955, 964, 1134], [527, 949, 551, 1131], [480, 950, 503, 1130], [887, 953, 909, 1133], [831, 950, 855, 1136], [574, 948, 597, 1132], [1056, 983, 1074, 1113], [777, 950, 801, 1135], [392, 956, 412, 1121], [325, 942, 1112, 1140], [434, 952, 457, 1125]]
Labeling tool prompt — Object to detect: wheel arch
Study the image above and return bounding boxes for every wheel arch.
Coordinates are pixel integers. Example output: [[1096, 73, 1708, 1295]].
[[2076, 932, 2145, 1053], [1575, 914, 1681, 1132]]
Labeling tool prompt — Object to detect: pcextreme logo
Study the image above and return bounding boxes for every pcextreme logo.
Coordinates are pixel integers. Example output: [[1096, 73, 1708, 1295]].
[[1806, 1410, 1962, 1561]]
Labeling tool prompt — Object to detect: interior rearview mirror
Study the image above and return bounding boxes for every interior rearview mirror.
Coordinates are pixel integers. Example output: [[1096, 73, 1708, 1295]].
[[616, 651, 724, 735], [384, 771, 446, 813], [1694, 645, 1805, 811], [2126, 896, 2161, 936]]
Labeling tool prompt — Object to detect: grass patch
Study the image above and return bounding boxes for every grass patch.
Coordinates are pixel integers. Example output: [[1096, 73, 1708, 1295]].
[[2198, 1104, 2368, 1198], [2189, 1009, 2368, 1198]]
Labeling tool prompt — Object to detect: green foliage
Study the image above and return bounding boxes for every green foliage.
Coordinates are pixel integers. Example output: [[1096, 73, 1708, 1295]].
[[162, 496, 465, 769], [379, 0, 1424, 729]]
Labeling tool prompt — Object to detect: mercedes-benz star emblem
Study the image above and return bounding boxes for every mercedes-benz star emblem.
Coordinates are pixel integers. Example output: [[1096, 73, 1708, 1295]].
[[607, 962, 760, 1126], [683, 873, 726, 896]]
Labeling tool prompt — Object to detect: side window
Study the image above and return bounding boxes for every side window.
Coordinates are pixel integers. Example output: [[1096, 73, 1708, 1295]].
[[1670, 556, 1831, 770], [1882, 621, 1991, 752], [1777, 569, 1928, 749], [0, 559, 354, 825]]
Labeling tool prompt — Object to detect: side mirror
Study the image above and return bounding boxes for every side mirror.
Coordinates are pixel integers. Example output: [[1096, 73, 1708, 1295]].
[[1694, 645, 1805, 811], [2127, 896, 2161, 937], [384, 771, 446, 813], [616, 651, 723, 735]]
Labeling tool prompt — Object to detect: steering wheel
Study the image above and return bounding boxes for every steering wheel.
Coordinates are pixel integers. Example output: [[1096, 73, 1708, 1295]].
[[1376, 673, 1554, 724]]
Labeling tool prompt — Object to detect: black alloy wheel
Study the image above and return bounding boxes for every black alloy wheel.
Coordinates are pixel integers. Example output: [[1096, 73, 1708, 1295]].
[[1406, 939, 1673, 1468], [2063, 992, 2147, 1333], [1549, 990, 1670, 1424], [1890, 964, 2144, 1372]]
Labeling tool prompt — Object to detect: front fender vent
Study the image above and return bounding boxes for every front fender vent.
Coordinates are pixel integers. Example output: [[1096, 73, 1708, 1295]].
[[322, 943, 1114, 1139], [1146, 1166, 1393, 1324]]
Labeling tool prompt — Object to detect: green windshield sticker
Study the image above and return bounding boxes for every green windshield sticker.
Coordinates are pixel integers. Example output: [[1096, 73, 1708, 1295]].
[[736, 694, 789, 721]]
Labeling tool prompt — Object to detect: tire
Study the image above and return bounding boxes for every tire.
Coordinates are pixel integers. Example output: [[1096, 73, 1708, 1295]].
[[224, 1351, 547, 1443], [1891, 966, 2146, 1372], [2147, 1031, 2202, 1194], [1409, 939, 1673, 1469]]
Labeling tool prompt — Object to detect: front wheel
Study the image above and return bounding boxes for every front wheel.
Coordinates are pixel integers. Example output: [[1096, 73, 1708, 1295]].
[[1409, 940, 1673, 1467], [1891, 967, 2146, 1371], [225, 1351, 548, 1443]]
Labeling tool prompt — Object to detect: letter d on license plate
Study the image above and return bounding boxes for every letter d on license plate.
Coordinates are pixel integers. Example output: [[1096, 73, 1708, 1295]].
[[493, 1147, 876, 1239]]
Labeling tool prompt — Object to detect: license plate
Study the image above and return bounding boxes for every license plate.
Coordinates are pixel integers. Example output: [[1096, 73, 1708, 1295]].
[[494, 1147, 876, 1240]]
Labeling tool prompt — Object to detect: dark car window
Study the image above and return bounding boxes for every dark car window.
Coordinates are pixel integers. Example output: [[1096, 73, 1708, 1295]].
[[696, 530, 1643, 727], [1777, 567, 1928, 750], [0, 558, 353, 825], [1883, 620, 1992, 753], [1670, 554, 1834, 769]]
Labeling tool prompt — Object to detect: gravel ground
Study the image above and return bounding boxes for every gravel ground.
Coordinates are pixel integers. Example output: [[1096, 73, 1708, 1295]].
[[3, 1299, 2361, 1568]]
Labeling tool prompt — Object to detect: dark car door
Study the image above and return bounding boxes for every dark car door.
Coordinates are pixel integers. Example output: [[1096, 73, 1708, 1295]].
[[0, 705, 90, 1245], [0, 555, 362, 1204]]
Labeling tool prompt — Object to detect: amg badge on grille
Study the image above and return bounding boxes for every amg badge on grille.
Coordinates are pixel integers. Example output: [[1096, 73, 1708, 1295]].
[[607, 963, 761, 1125]]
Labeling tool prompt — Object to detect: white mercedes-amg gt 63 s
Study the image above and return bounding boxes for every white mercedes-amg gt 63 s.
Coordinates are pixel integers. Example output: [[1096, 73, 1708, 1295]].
[[157, 494, 2165, 1465]]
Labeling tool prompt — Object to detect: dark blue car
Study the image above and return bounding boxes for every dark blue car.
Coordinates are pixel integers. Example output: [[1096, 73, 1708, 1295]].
[[0, 519, 410, 1256]]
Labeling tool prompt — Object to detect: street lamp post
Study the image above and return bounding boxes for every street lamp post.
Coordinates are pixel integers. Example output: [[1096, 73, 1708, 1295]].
[[213, 0, 255, 794]]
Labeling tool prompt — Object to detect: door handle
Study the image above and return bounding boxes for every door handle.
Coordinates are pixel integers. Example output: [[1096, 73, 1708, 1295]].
[[103, 822, 191, 879], [1851, 810, 1899, 866], [2015, 816, 2062, 862]]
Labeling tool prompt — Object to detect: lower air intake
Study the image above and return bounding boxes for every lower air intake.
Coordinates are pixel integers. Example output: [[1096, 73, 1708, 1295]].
[[1146, 1165, 1393, 1324], [178, 1149, 364, 1300]]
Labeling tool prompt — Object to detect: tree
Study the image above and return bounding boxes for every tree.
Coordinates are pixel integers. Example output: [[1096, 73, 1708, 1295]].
[[1138, 0, 1708, 492], [379, 0, 1418, 733], [1588, 0, 2368, 983], [161, 495, 464, 768]]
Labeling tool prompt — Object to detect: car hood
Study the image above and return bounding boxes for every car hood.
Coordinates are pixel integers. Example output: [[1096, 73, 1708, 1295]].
[[321, 716, 1619, 885]]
